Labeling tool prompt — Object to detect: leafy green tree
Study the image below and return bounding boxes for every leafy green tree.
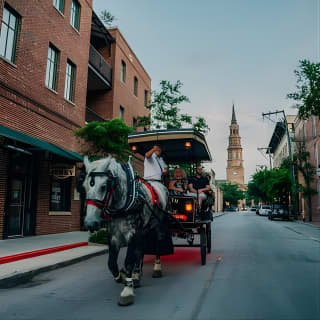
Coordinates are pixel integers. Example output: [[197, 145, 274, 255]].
[[247, 169, 272, 204], [218, 182, 244, 208], [282, 146, 317, 221], [247, 168, 292, 205], [266, 168, 291, 204], [99, 10, 115, 27], [74, 119, 133, 161], [135, 80, 210, 135], [287, 59, 320, 119]]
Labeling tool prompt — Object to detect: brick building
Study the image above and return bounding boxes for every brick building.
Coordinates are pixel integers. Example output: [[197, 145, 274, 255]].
[[294, 116, 320, 223], [268, 115, 320, 223], [0, 1, 151, 239], [0, 0, 93, 239]]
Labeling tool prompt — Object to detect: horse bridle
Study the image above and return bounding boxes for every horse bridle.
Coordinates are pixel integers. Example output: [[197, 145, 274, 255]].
[[85, 170, 118, 214]]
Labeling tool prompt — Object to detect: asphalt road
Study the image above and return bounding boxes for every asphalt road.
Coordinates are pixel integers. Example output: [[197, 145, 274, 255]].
[[1, 211, 319, 320]]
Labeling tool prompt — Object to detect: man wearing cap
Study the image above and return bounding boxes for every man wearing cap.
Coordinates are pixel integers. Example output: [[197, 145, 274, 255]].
[[144, 145, 168, 182]]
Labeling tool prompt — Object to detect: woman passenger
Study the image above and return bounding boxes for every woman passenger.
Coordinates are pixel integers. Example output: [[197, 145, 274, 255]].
[[168, 168, 188, 195]]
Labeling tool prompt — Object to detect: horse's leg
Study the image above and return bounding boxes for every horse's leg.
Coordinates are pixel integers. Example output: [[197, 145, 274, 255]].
[[108, 243, 125, 284], [152, 254, 162, 278], [118, 236, 139, 306], [131, 233, 144, 288]]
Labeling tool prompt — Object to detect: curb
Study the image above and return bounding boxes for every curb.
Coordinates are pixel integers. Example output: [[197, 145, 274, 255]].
[[0, 248, 108, 289], [0, 242, 89, 265], [295, 220, 320, 230]]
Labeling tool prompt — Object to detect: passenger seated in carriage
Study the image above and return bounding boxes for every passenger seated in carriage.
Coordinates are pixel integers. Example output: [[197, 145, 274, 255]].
[[168, 168, 188, 195], [187, 166, 211, 210]]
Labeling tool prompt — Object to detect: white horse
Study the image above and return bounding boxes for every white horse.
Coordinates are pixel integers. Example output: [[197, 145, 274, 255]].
[[82, 156, 172, 306]]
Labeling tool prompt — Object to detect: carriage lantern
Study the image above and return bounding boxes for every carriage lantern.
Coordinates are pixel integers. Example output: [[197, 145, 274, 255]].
[[131, 145, 137, 152], [185, 141, 191, 149]]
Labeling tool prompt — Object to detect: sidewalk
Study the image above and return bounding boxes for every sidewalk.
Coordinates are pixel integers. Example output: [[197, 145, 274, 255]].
[[0, 232, 108, 288]]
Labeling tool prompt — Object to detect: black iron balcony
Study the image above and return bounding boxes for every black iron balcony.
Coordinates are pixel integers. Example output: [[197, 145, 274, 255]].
[[85, 107, 106, 123], [88, 45, 112, 91]]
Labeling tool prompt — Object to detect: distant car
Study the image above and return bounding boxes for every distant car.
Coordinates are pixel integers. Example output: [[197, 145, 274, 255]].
[[268, 204, 289, 221], [249, 207, 256, 212], [225, 207, 237, 212], [259, 205, 272, 216]]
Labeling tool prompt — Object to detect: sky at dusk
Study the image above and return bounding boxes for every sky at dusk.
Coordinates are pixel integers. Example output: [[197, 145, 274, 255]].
[[94, 0, 319, 183]]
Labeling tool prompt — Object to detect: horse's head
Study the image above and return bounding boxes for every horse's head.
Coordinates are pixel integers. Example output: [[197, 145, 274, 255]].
[[83, 156, 119, 232]]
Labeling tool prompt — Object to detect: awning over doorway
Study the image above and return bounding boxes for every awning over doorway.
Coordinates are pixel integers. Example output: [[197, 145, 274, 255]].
[[0, 125, 83, 162]]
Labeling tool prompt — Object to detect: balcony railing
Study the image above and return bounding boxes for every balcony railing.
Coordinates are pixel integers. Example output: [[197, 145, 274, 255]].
[[85, 107, 106, 123], [89, 44, 112, 88]]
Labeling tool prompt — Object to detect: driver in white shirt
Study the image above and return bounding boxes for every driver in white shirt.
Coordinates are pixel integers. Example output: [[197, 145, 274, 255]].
[[144, 145, 168, 181]]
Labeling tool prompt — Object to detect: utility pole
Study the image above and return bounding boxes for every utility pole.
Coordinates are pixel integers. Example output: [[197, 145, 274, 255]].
[[257, 147, 273, 169], [262, 110, 297, 219]]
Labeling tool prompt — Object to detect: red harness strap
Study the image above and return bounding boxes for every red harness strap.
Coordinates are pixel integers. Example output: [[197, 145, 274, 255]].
[[86, 200, 104, 210], [139, 179, 160, 206]]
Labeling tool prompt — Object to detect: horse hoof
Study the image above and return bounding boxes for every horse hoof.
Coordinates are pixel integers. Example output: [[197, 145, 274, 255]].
[[119, 285, 135, 306], [118, 295, 134, 306], [152, 270, 162, 278]]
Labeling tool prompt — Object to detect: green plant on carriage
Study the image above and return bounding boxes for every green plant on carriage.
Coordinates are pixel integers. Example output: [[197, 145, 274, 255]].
[[73, 118, 133, 161]]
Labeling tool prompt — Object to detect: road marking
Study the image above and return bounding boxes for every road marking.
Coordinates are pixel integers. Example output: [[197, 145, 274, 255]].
[[310, 237, 320, 242]]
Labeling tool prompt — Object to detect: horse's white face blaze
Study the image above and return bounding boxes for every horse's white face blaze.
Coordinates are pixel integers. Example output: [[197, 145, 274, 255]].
[[83, 156, 112, 230]]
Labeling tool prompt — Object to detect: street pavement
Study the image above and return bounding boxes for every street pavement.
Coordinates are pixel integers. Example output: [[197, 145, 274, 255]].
[[0, 211, 319, 320]]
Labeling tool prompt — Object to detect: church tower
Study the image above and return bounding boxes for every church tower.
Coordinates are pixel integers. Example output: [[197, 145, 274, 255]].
[[226, 105, 245, 187]]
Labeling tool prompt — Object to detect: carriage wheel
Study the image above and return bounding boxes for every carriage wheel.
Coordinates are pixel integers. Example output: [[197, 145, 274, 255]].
[[200, 227, 207, 265], [206, 223, 212, 253]]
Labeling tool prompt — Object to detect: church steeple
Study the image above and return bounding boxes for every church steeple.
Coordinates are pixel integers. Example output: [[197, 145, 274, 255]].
[[226, 104, 244, 187], [231, 104, 237, 124]]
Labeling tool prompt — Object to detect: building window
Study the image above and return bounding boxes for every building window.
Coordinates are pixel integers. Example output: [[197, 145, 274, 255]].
[[133, 117, 137, 127], [134, 76, 138, 97], [45, 44, 59, 91], [144, 90, 148, 107], [50, 177, 71, 211], [312, 116, 317, 137], [0, 6, 19, 63], [53, 0, 64, 13], [64, 60, 76, 102], [120, 106, 124, 119], [70, 0, 80, 31], [121, 60, 126, 83]]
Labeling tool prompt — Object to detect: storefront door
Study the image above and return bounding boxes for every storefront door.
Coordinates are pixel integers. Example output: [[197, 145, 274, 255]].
[[5, 151, 33, 237]]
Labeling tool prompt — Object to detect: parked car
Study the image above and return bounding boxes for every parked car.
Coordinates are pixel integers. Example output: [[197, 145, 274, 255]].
[[258, 205, 272, 216], [268, 204, 289, 221], [249, 207, 256, 212]]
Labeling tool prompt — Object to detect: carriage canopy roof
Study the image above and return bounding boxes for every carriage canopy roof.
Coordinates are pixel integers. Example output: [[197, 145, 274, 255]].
[[128, 129, 212, 163]]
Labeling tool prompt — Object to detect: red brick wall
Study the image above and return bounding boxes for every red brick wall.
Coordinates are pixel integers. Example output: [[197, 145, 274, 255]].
[[0, 0, 93, 237], [109, 28, 151, 126], [0, 144, 9, 239], [35, 160, 81, 235], [0, 0, 92, 152]]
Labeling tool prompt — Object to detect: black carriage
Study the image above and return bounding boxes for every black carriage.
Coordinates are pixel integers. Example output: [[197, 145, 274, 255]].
[[128, 129, 213, 265]]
